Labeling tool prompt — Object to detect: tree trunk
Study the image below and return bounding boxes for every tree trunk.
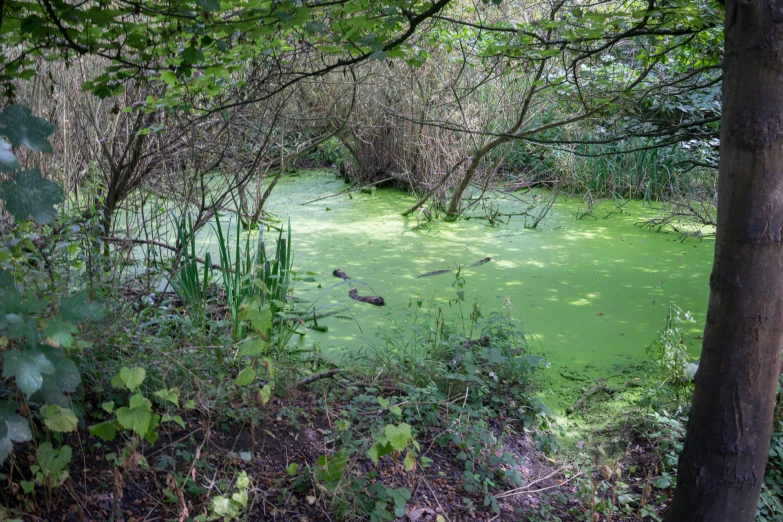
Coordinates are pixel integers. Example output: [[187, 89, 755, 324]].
[[665, 5, 783, 521]]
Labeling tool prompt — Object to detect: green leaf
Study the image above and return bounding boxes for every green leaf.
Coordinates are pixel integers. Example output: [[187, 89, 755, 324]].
[[154, 388, 179, 406], [162, 413, 186, 428], [102, 401, 114, 413], [112, 367, 145, 391], [0, 400, 32, 463], [0, 169, 64, 224], [0, 138, 17, 172], [60, 291, 106, 322], [235, 366, 256, 386], [42, 317, 79, 348], [0, 105, 54, 152], [181, 47, 204, 66], [315, 450, 348, 483], [2, 348, 55, 396], [368, 442, 394, 464], [36, 442, 72, 476], [195, 0, 221, 12], [285, 463, 299, 476], [238, 337, 267, 357], [404, 450, 416, 471], [115, 393, 152, 435], [31, 348, 81, 407], [144, 413, 161, 444], [88, 420, 117, 441], [384, 423, 413, 452], [42, 404, 78, 432]]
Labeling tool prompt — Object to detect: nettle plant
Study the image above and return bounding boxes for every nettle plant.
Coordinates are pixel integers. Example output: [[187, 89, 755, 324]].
[[0, 106, 102, 468]]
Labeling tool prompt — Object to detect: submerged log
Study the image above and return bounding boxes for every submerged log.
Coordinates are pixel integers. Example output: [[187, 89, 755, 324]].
[[417, 269, 452, 278], [470, 257, 494, 267]]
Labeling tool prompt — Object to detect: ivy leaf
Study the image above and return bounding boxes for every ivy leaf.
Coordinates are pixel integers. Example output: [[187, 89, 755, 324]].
[[60, 291, 105, 322], [0, 169, 64, 224], [2, 348, 55, 397], [0, 105, 54, 152], [235, 366, 256, 386], [115, 393, 152, 436], [0, 138, 17, 172], [88, 420, 117, 441], [42, 404, 78, 432], [37, 442, 72, 476]]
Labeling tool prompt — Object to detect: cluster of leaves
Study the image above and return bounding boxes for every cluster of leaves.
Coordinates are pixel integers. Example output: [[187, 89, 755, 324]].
[[1, 0, 453, 106], [0, 105, 104, 465]]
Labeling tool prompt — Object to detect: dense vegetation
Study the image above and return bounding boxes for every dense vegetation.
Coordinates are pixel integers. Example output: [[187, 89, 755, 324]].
[[0, 0, 781, 520]]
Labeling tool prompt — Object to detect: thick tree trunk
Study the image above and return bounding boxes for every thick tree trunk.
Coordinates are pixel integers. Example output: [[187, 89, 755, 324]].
[[665, 5, 783, 521]]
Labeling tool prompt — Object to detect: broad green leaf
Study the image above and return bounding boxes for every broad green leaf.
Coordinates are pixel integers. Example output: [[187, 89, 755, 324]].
[[88, 420, 117, 441], [112, 367, 145, 391], [255, 384, 272, 406], [181, 47, 204, 66], [235, 366, 256, 386], [195, 0, 221, 12], [286, 463, 299, 475], [404, 450, 416, 471], [238, 337, 267, 356], [37, 442, 72, 476], [0, 138, 17, 172], [162, 413, 186, 428], [144, 413, 161, 444], [0, 105, 54, 152], [42, 317, 79, 348], [31, 348, 81, 407], [0, 169, 64, 224], [154, 388, 179, 406], [236, 470, 249, 490], [315, 450, 348, 483], [2, 348, 55, 397], [0, 400, 33, 448], [368, 442, 394, 464], [102, 401, 115, 413], [384, 423, 412, 452], [42, 404, 78, 432], [60, 291, 106, 322], [115, 393, 152, 435]]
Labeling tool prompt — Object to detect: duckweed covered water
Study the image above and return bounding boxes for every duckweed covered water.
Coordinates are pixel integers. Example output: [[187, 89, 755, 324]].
[[207, 171, 714, 414]]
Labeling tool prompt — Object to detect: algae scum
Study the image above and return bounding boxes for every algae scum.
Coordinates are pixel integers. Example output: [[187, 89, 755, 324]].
[[224, 172, 713, 414]]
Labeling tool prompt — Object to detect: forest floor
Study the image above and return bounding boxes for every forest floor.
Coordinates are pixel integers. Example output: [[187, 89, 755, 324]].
[[16, 372, 676, 522]]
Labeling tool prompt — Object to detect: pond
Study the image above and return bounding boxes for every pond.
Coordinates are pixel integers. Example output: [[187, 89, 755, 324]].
[[203, 170, 714, 414]]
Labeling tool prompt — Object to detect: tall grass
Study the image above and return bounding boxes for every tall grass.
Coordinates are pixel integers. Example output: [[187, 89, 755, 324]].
[[167, 212, 212, 330], [213, 210, 296, 352]]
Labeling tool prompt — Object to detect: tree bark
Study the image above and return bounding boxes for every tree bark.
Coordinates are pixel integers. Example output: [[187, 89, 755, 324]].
[[665, 5, 783, 521]]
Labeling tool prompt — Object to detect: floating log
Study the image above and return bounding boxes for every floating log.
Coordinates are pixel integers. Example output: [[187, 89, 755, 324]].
[[333, 269, 350, 280], [348, 288, 386, 306]]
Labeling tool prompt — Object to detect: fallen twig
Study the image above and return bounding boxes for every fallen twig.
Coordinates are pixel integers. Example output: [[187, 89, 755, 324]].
[[297, 369, 343, 388]]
